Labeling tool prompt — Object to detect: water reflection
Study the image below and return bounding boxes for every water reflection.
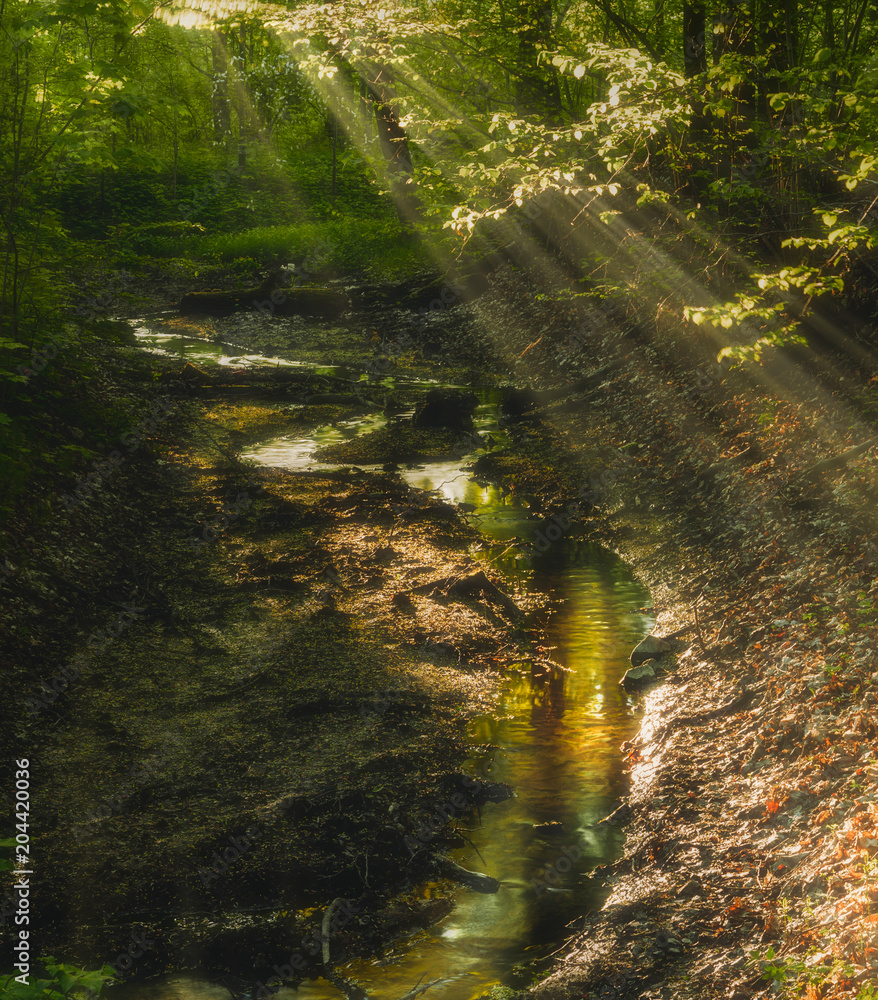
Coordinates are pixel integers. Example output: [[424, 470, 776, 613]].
[[244, 413, 390, 469], [109, 978, 298, 1000], [132, 323, 353, 376], [280, 549, 648, 1000]]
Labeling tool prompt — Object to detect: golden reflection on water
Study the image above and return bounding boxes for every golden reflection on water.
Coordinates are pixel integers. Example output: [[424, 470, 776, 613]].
[[284, 546, 650, 1000]]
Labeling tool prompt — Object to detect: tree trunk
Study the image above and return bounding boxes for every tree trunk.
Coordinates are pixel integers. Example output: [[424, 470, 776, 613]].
[[331, 115, 338, 200], [232, 23, 250, 173], [682, 1, 708, 192], [514, 0, 562, 118], [683, 3, 706, 77], [210, 31, 231, 144], [763, 1, 798, 117], [365, 65, 420, 224], [653, 0, 667, 54], [711, 0, 756, 190]]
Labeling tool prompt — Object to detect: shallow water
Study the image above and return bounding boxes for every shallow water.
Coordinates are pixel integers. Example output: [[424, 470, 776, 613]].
[[240, 395, 505, 478], [276, 546, 648, 1000], [132, 322, 353, 376], [114, 330, 650, 1000]]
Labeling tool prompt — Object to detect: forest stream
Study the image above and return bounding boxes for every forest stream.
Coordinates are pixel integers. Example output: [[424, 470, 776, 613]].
[[106, 324, 652, 1000], [8, 5, 878, 997]]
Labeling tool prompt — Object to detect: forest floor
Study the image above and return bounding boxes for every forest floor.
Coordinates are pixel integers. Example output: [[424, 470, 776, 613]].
[[0, 306, 531, 987], [3, 259, 878, 999]]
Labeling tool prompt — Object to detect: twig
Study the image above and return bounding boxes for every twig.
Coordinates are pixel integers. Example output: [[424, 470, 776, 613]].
[[659, 624, 696, 640], [694, 590, 707, 655], [457, 831, 489, 868], [482, 541, 520, 565], [518, 334, 544, 358], [798, 434, 878, 482]]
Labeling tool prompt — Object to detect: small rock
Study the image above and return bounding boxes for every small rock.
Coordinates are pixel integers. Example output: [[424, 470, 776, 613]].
[[630, 635, 672, 666], [621, 663, 656, 689], [412, 388, 478, 432]]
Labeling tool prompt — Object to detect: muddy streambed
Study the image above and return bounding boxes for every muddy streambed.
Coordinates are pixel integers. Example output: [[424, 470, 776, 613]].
[[109, 326, 651, 1000]]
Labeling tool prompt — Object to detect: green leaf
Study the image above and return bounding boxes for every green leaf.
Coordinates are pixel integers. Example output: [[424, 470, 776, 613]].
[[53, 968, 80, 993]]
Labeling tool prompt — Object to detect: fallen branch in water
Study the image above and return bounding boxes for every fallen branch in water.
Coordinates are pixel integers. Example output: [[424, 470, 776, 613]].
[[396, 973, 475, 1000], [432, 854, 501, 892], [321, 897, 343, 965], [323, 967, 370, 1000]]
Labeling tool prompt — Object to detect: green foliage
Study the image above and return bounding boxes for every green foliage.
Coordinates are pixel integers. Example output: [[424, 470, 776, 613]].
[[0, 836, 17, 872], [129, 219, 428, 280], [0, 957, 115, 1000], [0, 0, 147, 337], [3, 0, 878, 495], [486, 987, 517, 1000], [111, 221, 206, 256], [259, 3, 878, 361], [748, 944, 859, 999]]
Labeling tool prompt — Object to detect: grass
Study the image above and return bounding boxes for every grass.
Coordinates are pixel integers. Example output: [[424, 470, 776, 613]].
[[113, 218, 434, 282]]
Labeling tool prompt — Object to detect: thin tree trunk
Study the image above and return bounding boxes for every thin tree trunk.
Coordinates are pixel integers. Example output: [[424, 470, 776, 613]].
[[366, 65, 419, 224], [234, 23, 249, 173], [763, 1, 797, 117], [210, 30, 231, 144], [683, 3, 706, 77], [514, 0, 562, 118], [653, 0, 666, 54], [681, 4, 708, 196], [172, 100, 178, 198], [331, 115, 337, 200]]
